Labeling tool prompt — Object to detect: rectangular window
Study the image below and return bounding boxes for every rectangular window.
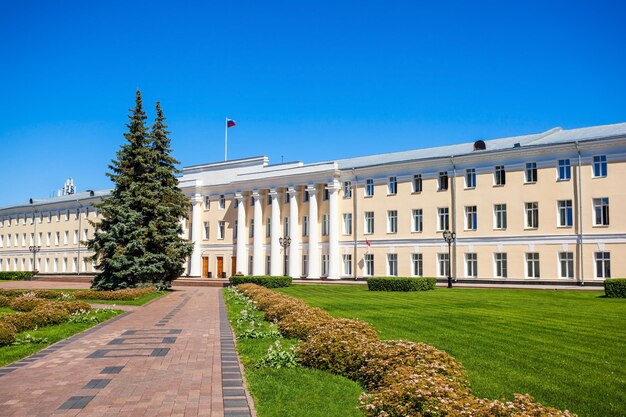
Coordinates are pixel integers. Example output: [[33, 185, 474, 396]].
[[248, 255, 253, 275], [387, 253, 398, 276], [83, 229, 88, 241], [525, 202, 539, 228], [494, 165, 506, 185], [342, 254, 352, 276], [525, 162, 538, 183], [55, 232, 60, 246], [233, 221, 238, 239], [438, 207, 449, 231], [56, 211, 61, 222], [234, 198, 239, 209], [6, 234, 10, 248], [412, 174, 422, 192], [558, 200, 573, 227], [284, 191, 290, 204], [21, 233, 26, 247], [38, 232, 42, 246], [303, 190, 309, 203], [75, 209, 80, 220], [593, 198, 610, 226], [495, 253, 508, 278], [465, 168, 476, 188], [46, 232, 51, 246], [364, 212, 374, 234], [284, 217, 290, 236], [494, 204, 507, 229], [204, 196, 211, 210], [595, 252, 611, 279], [438, 253, 450, 277], [322, 215, 328, 236], [249, 220, 254, 238], [302, 255, 308, 276], [412, 253, 423, 276], [593, 155, 607, 178], [266, 218, 271, 238], [387, 210, 397, 233], [365, 179, 374, 197], [412, 209, 423, 232], [219, 195, 225, 209], [283, 254, 289, 276], [343, 181, 352, 198], [323, 186, 329, 201], [526, 253, 540, 278], [267, 194, 272, 205], [265, 256, 271, 275], [342, 213, 353, 235], [364, 254, 374, 276], [558, 159, 571, 180], [203, 222, 209, 239], [302, 216, 309, 237], [321, 254, 328, 276], [0, 235, 3, 248], [388, 176, 397, 195], [438, 171, 449, 191], [559, 252, 574, 279], [218, 221, 225, 240], [65, 210, 70, 221], [465, 253, 478, 277], [63, 231, 68, 245], [465, 206, 477, 230]]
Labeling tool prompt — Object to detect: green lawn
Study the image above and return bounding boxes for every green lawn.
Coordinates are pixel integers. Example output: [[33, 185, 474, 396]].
[[278, 285, 626, 417], [223, 289, 363, 417], [0, 308, 122, 366]]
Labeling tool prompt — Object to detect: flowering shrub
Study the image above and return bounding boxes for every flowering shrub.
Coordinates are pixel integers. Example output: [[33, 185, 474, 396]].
[[0, 322, 16, 346], [31, 306, 70, 326], [0, 295, 10, 307], [1, 312, 39, 332], [73, 286, 156, 300], [359, 340, 468, 390], [54, 301, 93, 314], [297, 318, 379, 380], [233, 284, 576, 417], [9, 296, 48, 312]]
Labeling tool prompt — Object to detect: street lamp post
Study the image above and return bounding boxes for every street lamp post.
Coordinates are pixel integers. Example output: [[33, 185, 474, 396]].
[[442, 230, 456, 288], [278, 236, 291, 276], [29, 245, 41, 280]]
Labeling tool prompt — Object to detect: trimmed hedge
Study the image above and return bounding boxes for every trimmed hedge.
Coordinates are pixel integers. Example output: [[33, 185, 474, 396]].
[[367, 277, 436, 292], [604, 279, 626, 298], [235, 283, 576, 417], [0, 271, 35, 281], [72, 286, 156, 301], [229, 275, 292, 288]]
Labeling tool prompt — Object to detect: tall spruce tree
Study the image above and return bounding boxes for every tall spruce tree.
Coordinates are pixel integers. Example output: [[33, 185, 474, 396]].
[[88, 91, 191, 289], [145, 102, 193, 287]]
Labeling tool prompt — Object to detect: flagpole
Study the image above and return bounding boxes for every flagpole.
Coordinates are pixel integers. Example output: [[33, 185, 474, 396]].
[[224, 117, 228, 161]]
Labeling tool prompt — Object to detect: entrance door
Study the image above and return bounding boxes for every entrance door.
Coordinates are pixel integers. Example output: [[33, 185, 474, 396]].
[[231, 256, 237, 276], [217, 257, 224, 278], [202, 257, 209, 278]]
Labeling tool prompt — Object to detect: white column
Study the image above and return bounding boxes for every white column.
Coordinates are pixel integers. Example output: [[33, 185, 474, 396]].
[[269, 189, 281, 276], [288, 187, 300, 278], [235, 193, 247, 275], [252, 191, 264, 275], [189, 193, 203, 277], [327, 181, 341, 279], [307, 185, 320, 279]]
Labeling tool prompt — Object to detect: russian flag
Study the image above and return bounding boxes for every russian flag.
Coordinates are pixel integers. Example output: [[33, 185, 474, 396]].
[[227, 118, 236, 128]]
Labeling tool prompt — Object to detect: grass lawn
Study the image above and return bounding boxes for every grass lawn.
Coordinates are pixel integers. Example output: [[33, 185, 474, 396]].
[[223, 289, 363, 417], [278, 284, 626, 417], [0, 308, 122, 366]]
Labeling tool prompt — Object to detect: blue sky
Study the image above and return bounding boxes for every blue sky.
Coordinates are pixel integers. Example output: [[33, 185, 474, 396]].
[[1, 0, 625, 205]]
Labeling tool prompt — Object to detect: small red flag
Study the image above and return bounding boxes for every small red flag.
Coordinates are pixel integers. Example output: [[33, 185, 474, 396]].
[[227, 118, 236, 128], [365, 238, 371, 247]]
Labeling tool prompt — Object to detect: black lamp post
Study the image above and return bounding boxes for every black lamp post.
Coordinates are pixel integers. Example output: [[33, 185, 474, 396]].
[[279, 236, 291, 276], [442, 230, 456, 288], [29, 245, 41, 279]]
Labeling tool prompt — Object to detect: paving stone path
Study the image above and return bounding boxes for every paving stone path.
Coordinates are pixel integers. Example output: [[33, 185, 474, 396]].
[[0, 287, 255, 417]]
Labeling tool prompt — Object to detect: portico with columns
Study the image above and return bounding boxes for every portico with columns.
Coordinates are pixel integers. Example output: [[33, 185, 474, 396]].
[[179, 157, 342, 279]]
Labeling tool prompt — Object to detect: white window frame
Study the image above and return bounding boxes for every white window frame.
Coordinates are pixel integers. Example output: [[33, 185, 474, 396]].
[[387, 253, 398, 276], [302, 254, 308, 276], [365, 179, 374, 197], [525, 202, 539, 229], [302, 216, 308, 237], [525, 162, 538, 183], [592, 155, 607, 178], [342, 213, 352, 235], [526, 252, 540, 278], [594, 251, 611, 279], [266, 217, 271, 238], [387, 210, 397, 234], [494, 204, 507, 229], [411, 253, 423, 276], [321, 215, 328, 236], [343, 181, 352, 199], [364, 211, 374, 234], [342, 254, 352, 276], [559, 252, 574, 279], [465, 253, 478, 278], [387, 176, 397, 195], [494, 165, 506, 186], [203, 222, 210, 240], [321, 254, 328, 276], [364, 254, 374, 276], [465, 206, 477, 231], [438, 171, 448, 191], [218, 195, 226, 209], [465, 168, 476, 189], [412, 209, 423, 232], [438, 253, 449, 277], [218, 221, 225, 240], [412, 174, 422, 193], [558, 200, 573, 227], [494, 253, 507, 278], [557, 159, 571, 181], [437, 207, 449, 231], [593, 198, 609, 226]]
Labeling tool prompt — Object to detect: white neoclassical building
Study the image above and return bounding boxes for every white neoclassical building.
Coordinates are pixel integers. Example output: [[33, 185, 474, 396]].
[[1, 121, 625, 283]]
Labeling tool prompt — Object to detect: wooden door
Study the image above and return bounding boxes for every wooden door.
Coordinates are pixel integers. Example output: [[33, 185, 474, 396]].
[[202, 257, 209, 278], [217, 257, 224, 278], [231, 256, 237, 276]]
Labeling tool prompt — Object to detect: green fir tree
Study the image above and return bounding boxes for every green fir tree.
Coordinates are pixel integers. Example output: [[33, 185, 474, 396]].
[[88, 91, 191, 289]]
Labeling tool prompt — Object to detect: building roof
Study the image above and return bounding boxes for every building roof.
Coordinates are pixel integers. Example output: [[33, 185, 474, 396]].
[[0, 190, 111, 211]]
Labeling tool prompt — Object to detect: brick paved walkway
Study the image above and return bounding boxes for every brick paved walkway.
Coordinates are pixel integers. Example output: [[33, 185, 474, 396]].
[[0, 287, 255, 417]]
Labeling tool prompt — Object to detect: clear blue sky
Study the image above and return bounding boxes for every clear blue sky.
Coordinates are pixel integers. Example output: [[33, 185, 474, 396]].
[[1, 0, 625, 206]]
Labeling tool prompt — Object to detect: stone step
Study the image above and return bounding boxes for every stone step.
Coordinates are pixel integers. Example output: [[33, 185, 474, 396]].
[[33, 275, 94, 283], [173, 278, 230, 287]]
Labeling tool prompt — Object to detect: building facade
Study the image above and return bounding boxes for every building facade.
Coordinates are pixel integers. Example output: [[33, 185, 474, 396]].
[[1, 122, 625, 283]]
